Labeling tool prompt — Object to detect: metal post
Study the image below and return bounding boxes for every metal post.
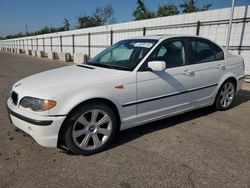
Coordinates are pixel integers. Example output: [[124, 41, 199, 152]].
[[110, 30, 113, 45], [31, 39, 33, 50], [72, 34, 75, 54], [36, 38, 38, 50], [196, 20, 201, 36], [88, 33, 91, 58], [226, 0, 235, 50], [60, 36, 62, 52], [42, 38, 45, 51], [143, 27, 146, 36], [25, 24, 28, 37], [50, 37, 53, 51]]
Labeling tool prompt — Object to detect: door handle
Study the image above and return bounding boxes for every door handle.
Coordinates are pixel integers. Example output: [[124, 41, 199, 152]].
[[217, 64, 225, 70], [183, 70, 195, 76]]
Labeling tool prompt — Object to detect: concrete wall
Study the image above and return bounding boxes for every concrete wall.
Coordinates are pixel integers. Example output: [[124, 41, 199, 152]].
[[1, 6, 250, 74]]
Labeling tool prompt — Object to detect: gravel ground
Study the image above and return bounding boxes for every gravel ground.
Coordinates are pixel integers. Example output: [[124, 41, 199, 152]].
[[0, 51, 250, 188]]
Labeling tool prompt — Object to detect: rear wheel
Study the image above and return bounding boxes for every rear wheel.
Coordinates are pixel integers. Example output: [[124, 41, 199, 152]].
[[64, 102, 117, 155], [215, 80, 236, 111]]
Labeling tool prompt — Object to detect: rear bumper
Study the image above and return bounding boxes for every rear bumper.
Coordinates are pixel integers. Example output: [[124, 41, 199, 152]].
[[237, 75, 245, 92], [7, 98, 66, 147]]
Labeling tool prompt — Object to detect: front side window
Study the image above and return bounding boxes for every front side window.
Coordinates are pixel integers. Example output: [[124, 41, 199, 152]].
[[190, 39, 216, 64], [88, 39, 158, 71], [146, 39, 186, 69]]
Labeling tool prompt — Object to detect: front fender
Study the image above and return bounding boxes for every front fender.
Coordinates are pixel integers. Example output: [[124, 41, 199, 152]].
[[47, 80, 137, 124], [49, 85, 121, 115]]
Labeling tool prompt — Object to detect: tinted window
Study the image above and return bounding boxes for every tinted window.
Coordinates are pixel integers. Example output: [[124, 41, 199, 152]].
[[148, 40, 186, 68], [213, 44, 224, 60], [190, 39, 215, 64]]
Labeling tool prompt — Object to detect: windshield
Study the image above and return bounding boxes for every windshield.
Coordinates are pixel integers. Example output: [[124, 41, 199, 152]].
[[87, 39, 158, 71]]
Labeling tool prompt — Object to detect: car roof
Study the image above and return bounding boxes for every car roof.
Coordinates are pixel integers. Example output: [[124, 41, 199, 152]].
[[127, 35, 225, 51], [128, 34, 212, 41]]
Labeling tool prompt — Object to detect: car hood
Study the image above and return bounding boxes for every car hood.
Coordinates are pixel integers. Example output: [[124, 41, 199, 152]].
[[12, 65, 129, 98]]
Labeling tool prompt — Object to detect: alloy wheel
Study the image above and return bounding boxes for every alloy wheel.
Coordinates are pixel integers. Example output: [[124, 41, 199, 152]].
[[72, 109, 112, 150], [219, 82, 235, 108]]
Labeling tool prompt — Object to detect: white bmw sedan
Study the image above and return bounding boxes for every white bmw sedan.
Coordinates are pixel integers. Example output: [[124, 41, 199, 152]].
[[7, 35, 245, 155]]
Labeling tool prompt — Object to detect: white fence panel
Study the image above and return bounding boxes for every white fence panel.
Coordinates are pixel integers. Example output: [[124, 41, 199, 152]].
[[1, 6, 250, 74]]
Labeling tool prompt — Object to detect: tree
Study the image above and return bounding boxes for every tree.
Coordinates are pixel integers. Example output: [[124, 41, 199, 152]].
[[132, 0, 155, 20], [77, 5, 115, 29], [77, 15, 100, 28], [93, 5, 115, 25], [179, 0, 211, 13], [157, 3, 179, 17], [63, 18, 70, 31]]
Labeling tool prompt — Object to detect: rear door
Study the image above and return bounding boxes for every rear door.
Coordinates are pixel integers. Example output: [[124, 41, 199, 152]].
[[187, 37, 226, 104]]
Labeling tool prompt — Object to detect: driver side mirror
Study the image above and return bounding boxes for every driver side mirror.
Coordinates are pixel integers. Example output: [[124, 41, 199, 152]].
[[147, 61, 166, 71]]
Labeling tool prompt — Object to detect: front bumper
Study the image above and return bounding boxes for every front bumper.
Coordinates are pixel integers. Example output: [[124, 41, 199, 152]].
[[7, 98, 66, 147]]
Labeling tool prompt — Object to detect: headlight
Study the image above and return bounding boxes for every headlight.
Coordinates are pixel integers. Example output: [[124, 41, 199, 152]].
[[20, 97, 57, 111]]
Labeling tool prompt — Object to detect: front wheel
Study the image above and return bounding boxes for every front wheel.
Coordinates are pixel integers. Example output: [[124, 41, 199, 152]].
[[64, 102, 117, 155], [214, 80, 236, 111]]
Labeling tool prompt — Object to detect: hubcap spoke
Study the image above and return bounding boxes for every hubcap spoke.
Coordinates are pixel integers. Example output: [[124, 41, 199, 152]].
[[220, 95, 225, 103], [98, 128, 111, 136], [97, 114, 110, 126], [79, 134, 90, 149], [77, 116, 89, 126], [223, 98, 227, 107], [92, 135, 101, 148], [91, 110, 99, 123], [73, 129, 86, 138]]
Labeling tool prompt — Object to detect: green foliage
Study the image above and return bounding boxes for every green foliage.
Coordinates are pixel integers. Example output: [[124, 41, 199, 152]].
[[93, 5, 115, 25], [132, 0, 155, 20], [3, 19, 71, 39], [77, 5, 115, 29], [63, 18, 70, 31], [2, 1, 213, 39], [3, 32, 25, 39], [179, 0, 211, 13], [157, 3, 179, 17], [77, 15, 100, 28]]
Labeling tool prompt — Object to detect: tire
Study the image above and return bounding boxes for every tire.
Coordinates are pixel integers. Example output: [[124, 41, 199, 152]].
[[214, 80, 236, 111], [64, 102, 118, 155]]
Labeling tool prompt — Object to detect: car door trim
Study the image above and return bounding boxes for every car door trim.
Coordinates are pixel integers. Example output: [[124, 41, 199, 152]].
[[122, 83, 218, 107]]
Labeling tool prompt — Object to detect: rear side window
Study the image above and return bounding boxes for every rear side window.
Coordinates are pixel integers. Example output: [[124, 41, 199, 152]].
[[213, 44, 224, 60], [190, 39, 215, 64]]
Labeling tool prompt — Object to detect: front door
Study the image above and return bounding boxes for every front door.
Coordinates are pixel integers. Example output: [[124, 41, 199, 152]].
[[136, 38, 195, 123]]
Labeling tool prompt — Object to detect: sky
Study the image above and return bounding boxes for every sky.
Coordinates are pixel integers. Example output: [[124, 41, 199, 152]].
[[0, 0, 250, 36]]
